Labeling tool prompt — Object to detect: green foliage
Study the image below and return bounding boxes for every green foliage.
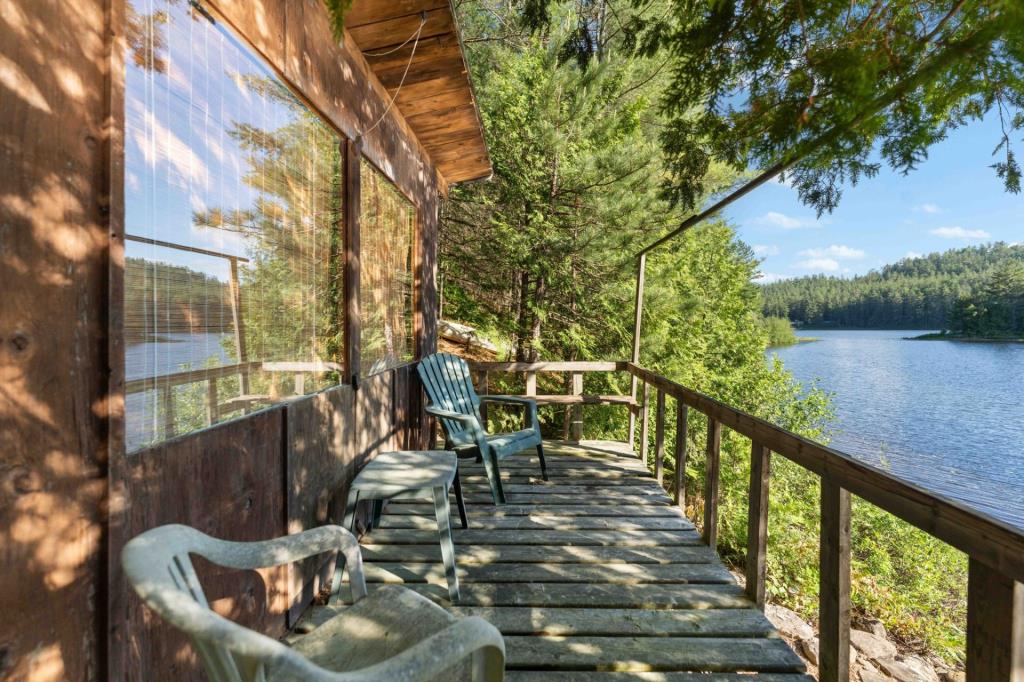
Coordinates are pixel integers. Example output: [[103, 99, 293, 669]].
[[448, 0, 975, 663], [762, 242, 1024, 328], [322, 0, 354, 39], [948, 258, 1024, 337], [763, 315, 798, 346]]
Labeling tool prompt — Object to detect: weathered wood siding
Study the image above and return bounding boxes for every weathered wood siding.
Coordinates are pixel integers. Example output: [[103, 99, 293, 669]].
[[0, 0, 443, 679]]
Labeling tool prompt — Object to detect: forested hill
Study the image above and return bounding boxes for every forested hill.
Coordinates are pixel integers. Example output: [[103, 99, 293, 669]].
[[761, 243, 1024, 328]]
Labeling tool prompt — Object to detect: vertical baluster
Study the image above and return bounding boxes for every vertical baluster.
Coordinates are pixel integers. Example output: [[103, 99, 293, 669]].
[[206, 378, 218, 426], [674, 402, 688, 508], [746, 440, 771, 609], [966, 559, 1024, 682], [703, 419, 722, 548], [162, 384, 175, 439], [819, 478, 852, 682], [639, 383, 650, 466], [570, 371, 583, 442], [654, 389, 666, 484]]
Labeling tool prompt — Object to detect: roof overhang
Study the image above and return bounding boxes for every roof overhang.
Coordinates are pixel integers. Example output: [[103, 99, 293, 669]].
[[346, 0, 492, 185]]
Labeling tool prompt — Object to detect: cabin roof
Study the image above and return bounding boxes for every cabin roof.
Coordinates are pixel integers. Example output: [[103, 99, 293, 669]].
[[347, 0, 492, 185]]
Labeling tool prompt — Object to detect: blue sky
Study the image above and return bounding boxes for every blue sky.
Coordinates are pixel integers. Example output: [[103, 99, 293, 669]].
[[726, 111, 1023, 283]]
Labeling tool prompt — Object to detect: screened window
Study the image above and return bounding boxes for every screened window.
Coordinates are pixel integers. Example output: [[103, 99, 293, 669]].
[[124, 0, 343, 452], [359, 162, 416, 375]]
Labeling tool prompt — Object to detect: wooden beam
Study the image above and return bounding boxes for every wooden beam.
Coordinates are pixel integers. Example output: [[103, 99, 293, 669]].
[[675, 402, 688, 508], [469, 361, 627, 372], [344, 138, 362, 386], [628, 255, 646, 447], [525, 371, 537, 397], [746, 441, 771, 609], [819, 480, 852, 682], [967, 559, 1024, 682], [654, 389, 666, 484], [703, 420, 722, 549]]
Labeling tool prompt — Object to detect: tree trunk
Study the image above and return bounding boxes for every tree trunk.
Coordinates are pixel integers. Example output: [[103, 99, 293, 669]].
[[516, 270, 530, 362], [528, 274, 546, 362]]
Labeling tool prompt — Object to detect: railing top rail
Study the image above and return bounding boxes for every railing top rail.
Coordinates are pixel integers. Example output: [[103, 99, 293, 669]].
[[469, 361, 629, 372], [626, 362, 1024, 582]]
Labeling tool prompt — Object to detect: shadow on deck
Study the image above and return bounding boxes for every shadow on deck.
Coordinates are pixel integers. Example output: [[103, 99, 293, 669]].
[[295, 440, 810, 680]]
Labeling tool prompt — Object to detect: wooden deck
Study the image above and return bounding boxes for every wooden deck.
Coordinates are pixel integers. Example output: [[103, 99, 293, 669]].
[[299, 440, 810, 680]]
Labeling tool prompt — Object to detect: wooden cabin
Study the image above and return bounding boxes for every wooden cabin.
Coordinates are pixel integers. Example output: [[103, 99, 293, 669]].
[[2, 1, 1022, 681]]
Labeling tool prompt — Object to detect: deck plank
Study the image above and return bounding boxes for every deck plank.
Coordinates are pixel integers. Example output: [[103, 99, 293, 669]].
[[292, 440, 804, 676], [363, 562, 734, 584]]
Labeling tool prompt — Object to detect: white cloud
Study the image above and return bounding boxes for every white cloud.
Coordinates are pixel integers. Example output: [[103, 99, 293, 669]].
[[794, 258, 841, 272], [905, 251, 924, 259], [917, 203, 942, 214], [754, 271, 787, 283], [753, 244, 780, 256], [930, 226, 991, 240], [798, 245, 865, 260], [752, 211, 820, 230]]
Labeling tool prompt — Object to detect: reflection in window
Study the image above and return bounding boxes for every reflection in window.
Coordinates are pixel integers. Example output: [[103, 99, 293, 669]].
[[360, 162, 416, 375], [124, 0, 343, 452]]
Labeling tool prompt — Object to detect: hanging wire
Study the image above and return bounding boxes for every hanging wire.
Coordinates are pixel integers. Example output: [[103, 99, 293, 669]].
[[360, 12, 427, 138]]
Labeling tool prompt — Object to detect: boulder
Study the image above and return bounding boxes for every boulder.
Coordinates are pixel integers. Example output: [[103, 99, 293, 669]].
[[876, 655, 940, 682], [862, 618, 888, 638], [850, 628, 899, 660], [766, 604, 815, 641], [939, 672, 965, 682], [858, 660, 894, 682], [800, 637, 858, 668]]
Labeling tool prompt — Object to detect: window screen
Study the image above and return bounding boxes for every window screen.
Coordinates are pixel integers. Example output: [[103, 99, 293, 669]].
[[124, 0, 343, 452], [359, 162, 417, 375]]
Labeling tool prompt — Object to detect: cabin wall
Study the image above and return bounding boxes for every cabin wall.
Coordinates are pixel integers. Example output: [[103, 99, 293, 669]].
[[0, 0, 442, 679]]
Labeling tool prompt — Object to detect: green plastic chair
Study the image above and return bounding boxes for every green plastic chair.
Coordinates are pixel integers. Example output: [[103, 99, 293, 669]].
[[417, 352, 547, 504], [121, 524, 505, 681]]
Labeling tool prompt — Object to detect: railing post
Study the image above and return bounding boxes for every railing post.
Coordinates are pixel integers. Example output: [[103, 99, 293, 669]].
[[746, 440, 771, 609], [639, 382, 650, 466], [161, 384, 175, 439], [819, 479, 852, 682], [674, 402, 688, 508], [703, 419, 721, 549], [654, 389, 666, 483], [525, 371, 537, 397], [570, 371, 584, 442], [967, 559, 1024, 682], [205, 378, 218, 426]]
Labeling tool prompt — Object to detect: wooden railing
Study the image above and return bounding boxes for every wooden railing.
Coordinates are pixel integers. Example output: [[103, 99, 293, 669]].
[[473, 359, 1024, 682]]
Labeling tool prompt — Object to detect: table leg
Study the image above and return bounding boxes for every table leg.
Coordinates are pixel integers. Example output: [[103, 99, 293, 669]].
[[433, 484, 460, 602], [452, 467, 469, 529]]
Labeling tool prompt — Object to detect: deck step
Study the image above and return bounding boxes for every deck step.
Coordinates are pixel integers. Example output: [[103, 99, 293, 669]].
[[364, 528, 703, 547], [506, 672, 814, 681], [450, 606, 776, 637], [392, 582, 750, 608], [504, 635, 805, 673], [359, 544, 718, 564], [384, 503, 687, 518], [362, 562, 733, 585], [376, 514, 694, 531]]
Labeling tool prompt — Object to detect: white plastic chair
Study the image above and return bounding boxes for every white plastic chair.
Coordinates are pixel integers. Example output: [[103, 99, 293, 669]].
[[121, 524, 505, 681]]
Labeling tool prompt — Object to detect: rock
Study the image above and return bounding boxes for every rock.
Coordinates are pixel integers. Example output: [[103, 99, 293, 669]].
[[876, 655, 940, 682], [939, 672, 965, 682], [850, 628, 899, 660], [862, 618, 888, 638], [766, 604, 815, 641], [800, 637, 857, 668], [858, 660, 894, 682]]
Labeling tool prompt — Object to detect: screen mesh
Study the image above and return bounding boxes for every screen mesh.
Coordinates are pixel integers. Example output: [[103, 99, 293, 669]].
[[360, 161, 416, 375], [124, 0, 343, 452]]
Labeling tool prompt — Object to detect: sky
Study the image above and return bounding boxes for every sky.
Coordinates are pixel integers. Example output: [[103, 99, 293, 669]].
[[725, 111, 1024, 283]]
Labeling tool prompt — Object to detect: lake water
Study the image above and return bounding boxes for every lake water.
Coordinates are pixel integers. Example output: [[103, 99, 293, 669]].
[[771, 330, 1024, 532]]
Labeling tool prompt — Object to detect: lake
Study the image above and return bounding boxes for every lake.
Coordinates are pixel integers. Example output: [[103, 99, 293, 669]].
[[771, 329, 1024, 532]]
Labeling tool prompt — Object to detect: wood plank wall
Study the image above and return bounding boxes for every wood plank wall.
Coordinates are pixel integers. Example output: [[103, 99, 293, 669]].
[[1, 0, 443, 679]]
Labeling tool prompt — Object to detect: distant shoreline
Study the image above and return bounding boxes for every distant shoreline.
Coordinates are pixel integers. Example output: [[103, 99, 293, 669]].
[[907, 332, 1024, 344]]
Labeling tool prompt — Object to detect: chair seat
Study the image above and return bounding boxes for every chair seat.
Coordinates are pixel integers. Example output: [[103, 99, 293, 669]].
[[278, 585, 468, 680], [351, 450, 457, 495], [449, 428, 541, 454]]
